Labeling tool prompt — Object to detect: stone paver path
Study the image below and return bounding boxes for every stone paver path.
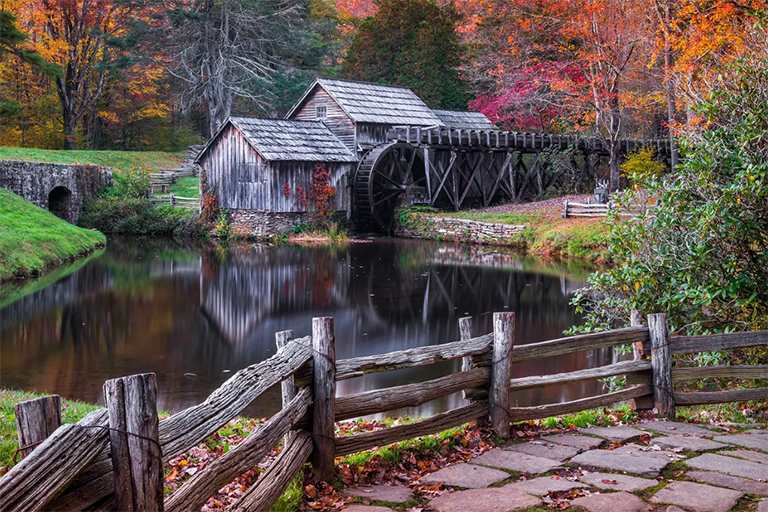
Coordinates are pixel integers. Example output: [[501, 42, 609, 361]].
[[580, 425, 649, 443], [507, 475, 588, 495], [471, 447, 563, 474], [651, 435, 727, 452], [427, 486, 541, 512], [650, 481, 743, 512], [714, 434, 768, 451], [345, 422, 768, 512], [502, 440, 579, 461], [639, 421, 718, 436], [343, 484, 415, 503], [570, 491, 648, 512], [579, 472, 659, 491], [419, 463, 509, 488]]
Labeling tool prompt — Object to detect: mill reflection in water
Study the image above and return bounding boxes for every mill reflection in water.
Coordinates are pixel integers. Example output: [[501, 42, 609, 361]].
[[0, 238, 614, 419]]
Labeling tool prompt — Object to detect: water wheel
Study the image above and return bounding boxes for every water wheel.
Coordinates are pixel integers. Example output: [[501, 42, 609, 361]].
[[354, 142, 426, 233]]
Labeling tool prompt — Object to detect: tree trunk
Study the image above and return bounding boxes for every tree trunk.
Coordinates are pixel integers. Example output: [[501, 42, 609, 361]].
[[63, 111, 76, 150], [608, 140, 621, 192], [662, 0, 679, 168]]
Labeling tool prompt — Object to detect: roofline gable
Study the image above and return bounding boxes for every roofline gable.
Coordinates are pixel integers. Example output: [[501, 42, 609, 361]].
[[285, 78, 357, 122], [195, 117, 270, 164]]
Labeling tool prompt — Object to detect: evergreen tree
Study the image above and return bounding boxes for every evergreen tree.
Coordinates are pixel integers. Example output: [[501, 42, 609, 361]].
[[340, 0, 469, 110]]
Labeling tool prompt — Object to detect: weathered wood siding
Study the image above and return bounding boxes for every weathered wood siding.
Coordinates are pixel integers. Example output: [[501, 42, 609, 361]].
[[200, 124, 352, 212], [270, 162, 352, 213], [356, 123, 391, 149], [201, 124, 263, 209], [291, 88, 356, 151]]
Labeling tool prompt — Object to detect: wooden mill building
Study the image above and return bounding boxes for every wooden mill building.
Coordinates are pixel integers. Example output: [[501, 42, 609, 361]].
[[285, 78, 446, 153], [196, 78, 497, 236]]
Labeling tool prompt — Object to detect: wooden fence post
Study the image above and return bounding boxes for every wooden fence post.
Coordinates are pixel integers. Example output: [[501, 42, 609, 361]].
[[491, 312, 514, 437], [276, 330, 297, 441], [104, 373, 164, 512], [14, 395, 61, 460], [630, 309, 644, 360], [648, 313, 675, 420], [312, 317, 336, 483]]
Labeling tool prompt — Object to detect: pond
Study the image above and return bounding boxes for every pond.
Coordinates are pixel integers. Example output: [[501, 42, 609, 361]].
[[0, 237, 614, 419]]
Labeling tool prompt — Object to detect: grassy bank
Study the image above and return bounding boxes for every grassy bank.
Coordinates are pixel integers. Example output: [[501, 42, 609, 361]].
[[0, 189, 106, 281], [0, 147, 184, 174], [398, 195, 608, 262]]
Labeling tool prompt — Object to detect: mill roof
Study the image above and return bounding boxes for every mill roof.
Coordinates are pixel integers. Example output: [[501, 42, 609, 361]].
[[287, 78, 445, 127], [432, 110, 496, 130], [197, 117, 358, 163]]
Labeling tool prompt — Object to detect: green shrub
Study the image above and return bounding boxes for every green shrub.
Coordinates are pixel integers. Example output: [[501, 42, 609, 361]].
[[80, 197, 202, 237], [572, 57, 768, 344]]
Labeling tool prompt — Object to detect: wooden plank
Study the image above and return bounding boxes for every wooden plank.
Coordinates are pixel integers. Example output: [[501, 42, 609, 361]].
[[491, 312, 514, 437], [649, 314, 675, 420], [512, 327, 648, 363], [335, 367, 490, 421], [312, 317, 336, 483], [50, 337, 314, 511], [335, 402, 487, 457], [231, 431, 313, 512], [509, 360, 652, 391], [276, 330, 297, 441], [0, 409, 110, 512], [509, 384, 652, 422], [674, 387, 768, 406], [630, 310, 645, 360], [159, 336, 312, 459], [670, 331, 768, 354], [164, 388, 312, 512], [336, 333, 493, 380], [459, 317, 487, 400], [672, 365, 768, 381], [104, 373, 163, 512], [14, 395, 61, 460]]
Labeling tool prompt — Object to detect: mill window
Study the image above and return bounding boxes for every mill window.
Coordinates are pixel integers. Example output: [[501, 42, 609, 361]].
[[316, 106, 327, 119]]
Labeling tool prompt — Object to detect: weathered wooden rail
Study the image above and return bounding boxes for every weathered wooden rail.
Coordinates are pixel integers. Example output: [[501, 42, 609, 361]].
[[1, 312, 765, 512], [562, 199, 658, 218], [149, 193, 200, 210]]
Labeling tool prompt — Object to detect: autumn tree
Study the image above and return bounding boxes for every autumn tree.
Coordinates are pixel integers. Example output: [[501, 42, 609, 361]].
[[340, 0, 469, 110], [12, 0, 147, 149], [465, 0, 652, 191]]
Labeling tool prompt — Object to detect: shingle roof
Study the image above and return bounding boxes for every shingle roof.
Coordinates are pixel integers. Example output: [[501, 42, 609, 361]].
[[289, 78, 445, 126], [432, 110, 496, 130], [207, 117, 357, 163]]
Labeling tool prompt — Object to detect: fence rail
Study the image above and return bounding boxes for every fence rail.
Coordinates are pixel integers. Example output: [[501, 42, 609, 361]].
[[148, 193, 200, 210], [562, 200, 658, 218], [0, 312, 765, 512]]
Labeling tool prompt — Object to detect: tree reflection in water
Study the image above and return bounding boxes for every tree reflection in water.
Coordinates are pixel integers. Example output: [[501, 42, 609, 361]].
[[0, 237, 615, 419]]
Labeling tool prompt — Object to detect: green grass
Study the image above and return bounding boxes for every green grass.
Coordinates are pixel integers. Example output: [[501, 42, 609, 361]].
[[0, 147, 184, 175], [536, 403, 638, 429], [0, 388, 101, 468], [161, 176, 200, 198], [0, 189, 106, 281], [399, 204, 609, 262]]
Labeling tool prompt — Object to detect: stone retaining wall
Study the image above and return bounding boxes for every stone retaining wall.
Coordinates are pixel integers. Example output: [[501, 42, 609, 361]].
[[0, 160, 112, 224], [396, 216, 526, 246]]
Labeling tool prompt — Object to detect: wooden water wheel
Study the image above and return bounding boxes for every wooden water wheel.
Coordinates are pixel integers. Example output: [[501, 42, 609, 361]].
[[354, 142, 426, 233]]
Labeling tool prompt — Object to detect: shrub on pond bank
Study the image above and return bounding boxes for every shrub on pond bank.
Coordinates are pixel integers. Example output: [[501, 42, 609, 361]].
[[572, 57, 768, 338]]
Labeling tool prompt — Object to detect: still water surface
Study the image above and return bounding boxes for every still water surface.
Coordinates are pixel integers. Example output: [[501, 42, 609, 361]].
[[0, 238, 612, 419]]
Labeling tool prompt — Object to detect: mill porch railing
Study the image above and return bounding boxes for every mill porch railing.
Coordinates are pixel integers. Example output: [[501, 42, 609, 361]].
[[0, 312, 765, 512]]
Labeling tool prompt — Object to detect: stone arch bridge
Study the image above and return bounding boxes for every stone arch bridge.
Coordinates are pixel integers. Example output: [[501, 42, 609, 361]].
[[0, 161, 112, 224]]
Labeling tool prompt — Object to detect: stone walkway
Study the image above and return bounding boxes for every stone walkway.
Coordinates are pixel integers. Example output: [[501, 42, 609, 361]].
[[341, 422, 768, 512]]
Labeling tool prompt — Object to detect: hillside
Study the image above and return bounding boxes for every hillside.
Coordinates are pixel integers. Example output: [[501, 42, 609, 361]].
[[0, 147, 184, 175], [0, 189, 106, 281]]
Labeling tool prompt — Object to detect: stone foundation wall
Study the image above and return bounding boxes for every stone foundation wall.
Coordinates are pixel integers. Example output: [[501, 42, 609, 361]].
[[0, 161, 112, 224], [395, 216, 526, 246], [229, 209, 320, 238]]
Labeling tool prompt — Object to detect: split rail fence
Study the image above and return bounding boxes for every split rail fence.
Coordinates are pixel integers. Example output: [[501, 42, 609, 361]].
[[0, 312, 765, 512], [562, 199, 658, 218], [149, 192, 200, 210]]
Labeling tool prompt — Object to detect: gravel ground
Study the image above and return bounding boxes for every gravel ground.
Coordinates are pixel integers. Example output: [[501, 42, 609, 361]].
[[475, 194, 594, 215]]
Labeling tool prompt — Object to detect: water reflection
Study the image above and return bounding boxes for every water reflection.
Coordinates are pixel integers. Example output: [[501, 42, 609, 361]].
[[0, 237, 611, 419]]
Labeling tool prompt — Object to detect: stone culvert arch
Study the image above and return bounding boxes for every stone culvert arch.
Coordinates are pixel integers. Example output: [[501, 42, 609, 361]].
[[0, 161, 112, 224]]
